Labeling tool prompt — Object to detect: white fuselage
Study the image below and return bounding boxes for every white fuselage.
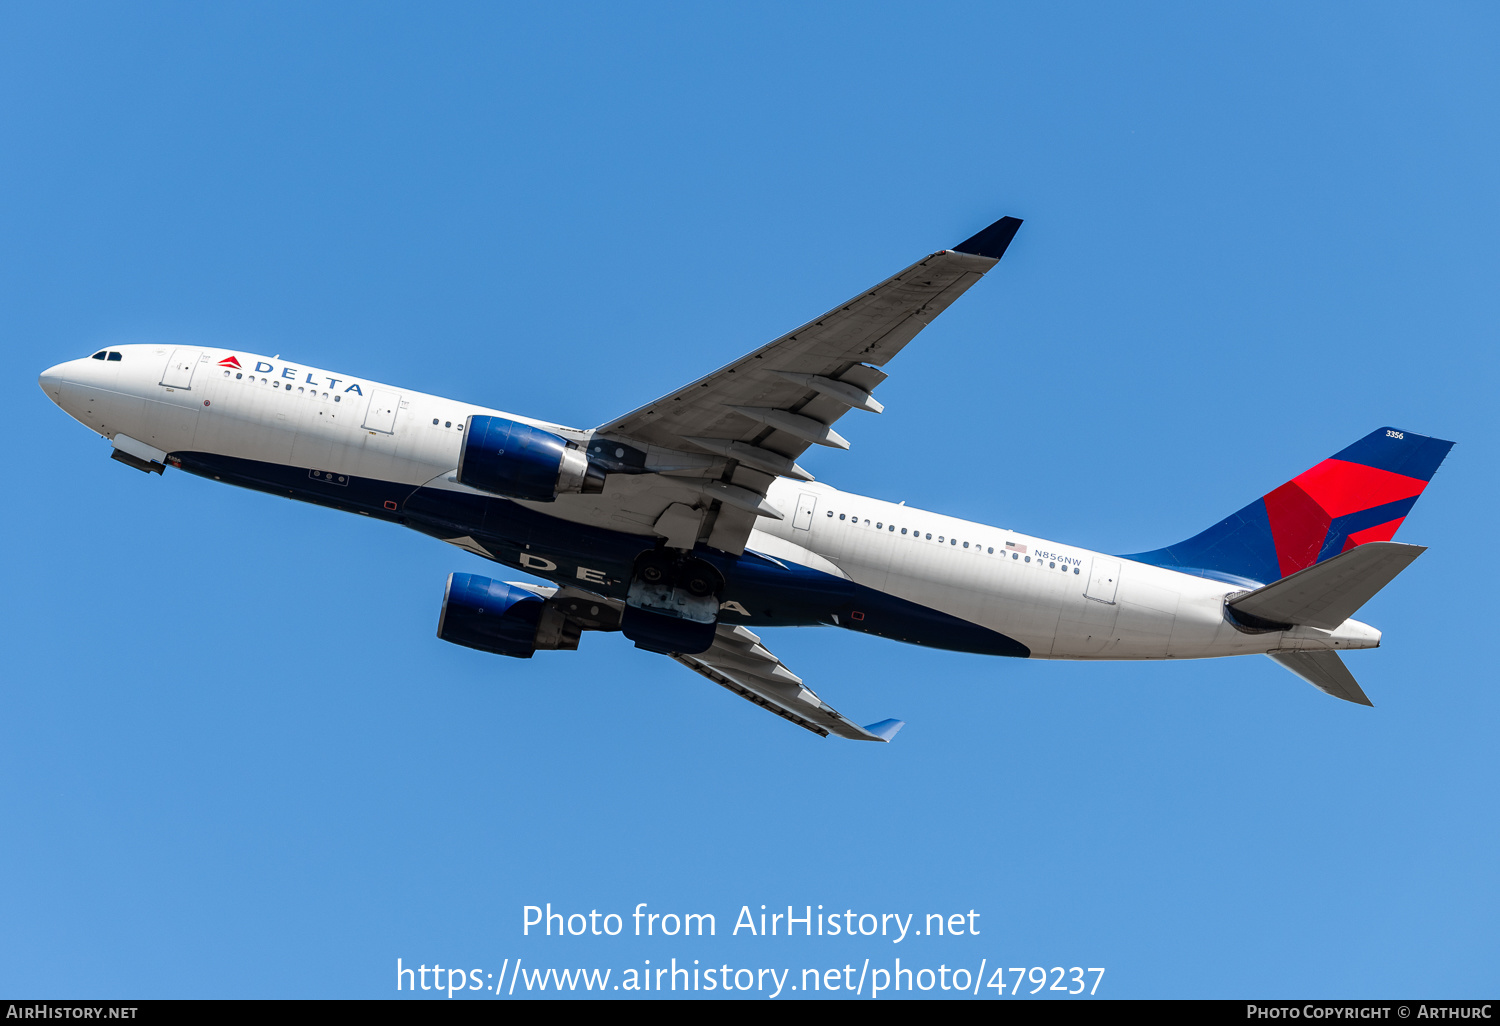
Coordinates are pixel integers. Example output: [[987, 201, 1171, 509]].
[[40, 344, 1381, 662]]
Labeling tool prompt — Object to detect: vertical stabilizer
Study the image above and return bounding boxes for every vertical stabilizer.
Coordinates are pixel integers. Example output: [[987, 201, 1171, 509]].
[[1127, 427, 1453, 586]]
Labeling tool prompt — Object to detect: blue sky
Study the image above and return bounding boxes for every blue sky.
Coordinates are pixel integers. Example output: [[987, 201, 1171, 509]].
[[2, 2, 1496, 999]]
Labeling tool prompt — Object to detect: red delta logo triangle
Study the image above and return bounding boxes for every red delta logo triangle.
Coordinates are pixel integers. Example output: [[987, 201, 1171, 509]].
[[218, 355, 242, 369]]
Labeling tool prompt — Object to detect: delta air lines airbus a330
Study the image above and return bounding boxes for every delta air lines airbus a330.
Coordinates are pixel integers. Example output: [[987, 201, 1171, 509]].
[[39, 217, 1454, 741]]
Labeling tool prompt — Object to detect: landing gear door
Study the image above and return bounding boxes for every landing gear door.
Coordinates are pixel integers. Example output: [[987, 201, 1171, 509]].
[[1086, 557, 1120, 604], [792, 492, 818, 531], [160, 348, 202, 389]]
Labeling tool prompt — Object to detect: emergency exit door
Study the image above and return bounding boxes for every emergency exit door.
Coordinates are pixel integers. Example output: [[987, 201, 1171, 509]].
[[159, 348, 202, 389], [1086, 557, 1120, 604], [362, 389, 402, 433], [792, 492, 818, 531]]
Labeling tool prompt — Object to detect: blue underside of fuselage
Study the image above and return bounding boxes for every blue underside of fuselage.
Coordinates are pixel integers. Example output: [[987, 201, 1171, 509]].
[[171, 451, 1031, 659]]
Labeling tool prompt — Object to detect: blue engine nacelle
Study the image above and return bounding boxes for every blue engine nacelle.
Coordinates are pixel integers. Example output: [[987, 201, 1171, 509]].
[[437, 573, 579, 659], [457, 415, 604, 501]]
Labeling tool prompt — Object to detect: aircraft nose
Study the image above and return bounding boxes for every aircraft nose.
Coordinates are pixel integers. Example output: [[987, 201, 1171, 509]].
[[39, 362, 68, 399]]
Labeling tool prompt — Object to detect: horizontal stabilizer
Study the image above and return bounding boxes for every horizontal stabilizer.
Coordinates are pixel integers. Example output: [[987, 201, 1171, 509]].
[[1228, 541, 1425, 630], [1268, 651, 1373, 706]]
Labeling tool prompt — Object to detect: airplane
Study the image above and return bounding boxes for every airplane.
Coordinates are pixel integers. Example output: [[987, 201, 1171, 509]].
[[37, 216, 1454, 742]]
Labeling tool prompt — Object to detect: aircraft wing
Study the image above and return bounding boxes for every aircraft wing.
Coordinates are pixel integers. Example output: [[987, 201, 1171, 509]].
[[673, 624, 905, 742], [591, 216, 1023, 554], [505, 586, 901, 741]]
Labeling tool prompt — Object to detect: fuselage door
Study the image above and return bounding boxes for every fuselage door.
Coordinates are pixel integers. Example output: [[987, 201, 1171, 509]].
[[362, 389, 402, 433], [1086, 557, 1120, 604], [792, 492, 818, 531], [159, 348, 202, 389]]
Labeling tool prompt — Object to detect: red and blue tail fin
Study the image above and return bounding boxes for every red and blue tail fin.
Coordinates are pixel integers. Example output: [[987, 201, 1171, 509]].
[[1126, 428, 1454, 586]]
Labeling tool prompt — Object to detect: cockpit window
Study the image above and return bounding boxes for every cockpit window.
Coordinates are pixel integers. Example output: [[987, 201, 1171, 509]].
[[107, 352, 122, 361], [91, 351, 106, 360]]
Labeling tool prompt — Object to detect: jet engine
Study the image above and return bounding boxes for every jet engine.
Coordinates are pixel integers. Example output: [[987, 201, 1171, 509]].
[[457, 415, 605, 501], [436, 573, 580, 659]]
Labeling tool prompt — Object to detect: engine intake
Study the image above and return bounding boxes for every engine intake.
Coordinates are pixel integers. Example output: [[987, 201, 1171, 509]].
[[457, 415, 604, 501], [437, 573, 579, 659]]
